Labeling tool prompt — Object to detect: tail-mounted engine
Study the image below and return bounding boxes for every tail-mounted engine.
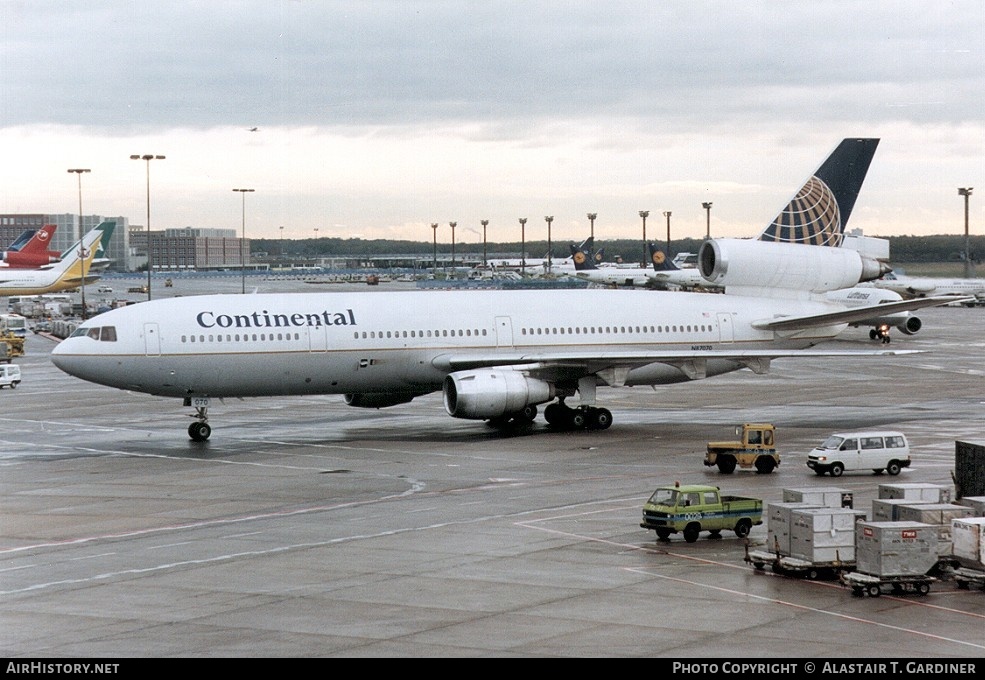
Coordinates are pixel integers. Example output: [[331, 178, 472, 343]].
[[443, 368, 555, 420], [699, 239, 889, 293]]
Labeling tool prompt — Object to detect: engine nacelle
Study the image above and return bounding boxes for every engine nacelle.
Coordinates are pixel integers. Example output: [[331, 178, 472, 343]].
[[897, 316, 922, 335], [344, 392, 418, 409], [699, 239, 889, 293], [443, 368, 555, 420]]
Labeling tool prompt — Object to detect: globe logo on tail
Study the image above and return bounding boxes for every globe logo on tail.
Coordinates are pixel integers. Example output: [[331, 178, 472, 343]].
[[759, 176, 843, 247]]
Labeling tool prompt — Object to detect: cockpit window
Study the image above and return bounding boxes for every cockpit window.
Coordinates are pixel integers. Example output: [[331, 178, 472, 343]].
[[70, 325, 118, 342]]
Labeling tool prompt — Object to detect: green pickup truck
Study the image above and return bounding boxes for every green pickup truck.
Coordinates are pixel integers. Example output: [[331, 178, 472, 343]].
[[640, 483, 764, 542]]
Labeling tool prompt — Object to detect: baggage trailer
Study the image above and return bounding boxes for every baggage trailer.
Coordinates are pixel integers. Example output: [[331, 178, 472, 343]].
[[952, 567, 985, 591], [841, 570, 935, 597], [745, 546, 853, 580]]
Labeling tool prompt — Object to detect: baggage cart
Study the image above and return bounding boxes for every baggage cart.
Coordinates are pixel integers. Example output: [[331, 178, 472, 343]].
[[841, 570, 935, 597]]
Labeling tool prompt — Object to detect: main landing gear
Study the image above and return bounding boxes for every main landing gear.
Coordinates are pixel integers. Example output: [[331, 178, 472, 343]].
[[543, 399, 613, 431], [869, 326, 891, 344], [184, 397, 212, 442]]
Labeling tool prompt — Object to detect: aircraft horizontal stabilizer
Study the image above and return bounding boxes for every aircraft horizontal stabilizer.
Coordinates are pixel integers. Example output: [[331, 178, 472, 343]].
[[752, 296, 973, 332]]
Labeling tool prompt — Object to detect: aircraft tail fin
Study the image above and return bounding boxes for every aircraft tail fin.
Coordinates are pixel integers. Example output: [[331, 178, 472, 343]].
[[18, 225, 58, 255], [52, 222, 115, 278], [570, 237, 597, 271], [648, 242, 679, 272], [6, 229, 40, 253], [758, 138, 879, 247]]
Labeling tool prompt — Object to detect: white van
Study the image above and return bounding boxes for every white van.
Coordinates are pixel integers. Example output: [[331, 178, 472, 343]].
[[806, 431, 911, 477], [0, 364, 21, 389]]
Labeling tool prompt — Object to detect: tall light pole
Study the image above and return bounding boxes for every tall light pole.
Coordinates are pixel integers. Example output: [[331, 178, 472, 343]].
[[959, 188, 973, 278], [279, 225, 284, 259], [663, 211, 672, 255], [233, 188, 254, 294], [449, 222, 457, 268], [702, 202, 713, 239], [431, 223, 438, 274], [67, 168, 91, 319], [130, 154, 165, 301], [587, 212, 597, 239], [544, 216, 554, 274], [519, 218, 527, 275], [639, 210, 649, 266], [481, 219, 489, 265]]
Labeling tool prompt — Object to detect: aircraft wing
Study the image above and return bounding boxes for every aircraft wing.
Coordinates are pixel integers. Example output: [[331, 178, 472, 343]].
[[751, 296, 972, 332], [432, 347, 920, 383]]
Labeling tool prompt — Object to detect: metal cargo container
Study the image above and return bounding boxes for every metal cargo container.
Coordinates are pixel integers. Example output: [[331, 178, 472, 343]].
[[877, 482, 952, 503], [951, 517, 985, 569], [955, 496, 985, 516], [872, 498, 929, 522], [789, 507, 866, 563], [781, 487, 854, 509], [765, 502, 821, 555], [855, 521, 939, 577], [895, 503, 975, 556]]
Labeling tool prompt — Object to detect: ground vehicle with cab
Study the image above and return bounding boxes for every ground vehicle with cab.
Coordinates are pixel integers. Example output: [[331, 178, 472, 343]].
[[703, 423, 780, 474], [640, 482, 763, 542], [0, 364, 22, 388], [806, 431, 910, 477]]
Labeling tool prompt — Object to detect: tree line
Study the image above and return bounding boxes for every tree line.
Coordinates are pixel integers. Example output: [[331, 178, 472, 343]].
[[253, 233, 983, 264]]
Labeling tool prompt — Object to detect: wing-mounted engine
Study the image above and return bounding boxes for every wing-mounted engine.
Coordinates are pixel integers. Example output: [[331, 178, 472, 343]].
[[344, 392, 419, 408], [443, 368, 555, 420], [897, 316, 921, 335], [699, 239, 888, 293]]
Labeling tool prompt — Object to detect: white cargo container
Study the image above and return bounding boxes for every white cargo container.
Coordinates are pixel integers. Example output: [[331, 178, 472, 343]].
[[789, 507, 866, 563], [765, 502, 823, 556], [781, 487, 854, 509], [951, 517, 985, 569], [855, 521, 939, 578], [877, 482, 952, 503]]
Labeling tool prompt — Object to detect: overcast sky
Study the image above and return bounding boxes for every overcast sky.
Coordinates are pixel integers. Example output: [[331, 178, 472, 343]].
[[1, 1, 982, 246]]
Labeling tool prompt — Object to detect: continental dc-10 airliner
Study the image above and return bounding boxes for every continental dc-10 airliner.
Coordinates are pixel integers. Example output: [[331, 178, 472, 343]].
[[51, 139, 963, 441]]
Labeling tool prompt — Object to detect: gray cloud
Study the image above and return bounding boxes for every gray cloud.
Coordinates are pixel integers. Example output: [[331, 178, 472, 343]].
[[4, 1, 982, 132]]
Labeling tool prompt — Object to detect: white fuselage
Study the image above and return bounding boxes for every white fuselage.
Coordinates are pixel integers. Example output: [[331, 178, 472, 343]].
[[51, 288, 844, 400], [868, 275, 985, 300]]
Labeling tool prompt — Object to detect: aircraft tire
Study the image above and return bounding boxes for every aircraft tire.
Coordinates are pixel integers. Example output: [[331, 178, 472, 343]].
[[188, 422, 211, 442], [588, 407, 612, 430]]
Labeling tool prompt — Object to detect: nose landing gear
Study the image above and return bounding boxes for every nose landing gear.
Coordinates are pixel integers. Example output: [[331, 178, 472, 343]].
[[184, 396, 212, 441]]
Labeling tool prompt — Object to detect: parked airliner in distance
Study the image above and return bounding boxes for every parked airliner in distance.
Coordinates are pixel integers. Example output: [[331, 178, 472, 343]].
[[51, 140, 964, 441], [864, 271, 985, 306], [1, 224, 61, 268], [0, 222, 113, 296]]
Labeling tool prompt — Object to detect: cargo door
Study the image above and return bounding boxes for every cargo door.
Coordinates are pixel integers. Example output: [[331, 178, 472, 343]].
[[144, 322, 161, 356]]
